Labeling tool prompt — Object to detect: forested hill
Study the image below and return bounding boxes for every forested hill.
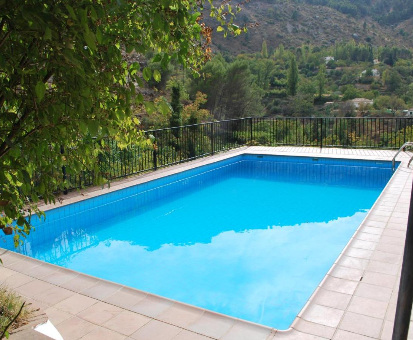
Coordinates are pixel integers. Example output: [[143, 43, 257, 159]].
[[207, 0, 413, 55], [304, 0, 413, 25]]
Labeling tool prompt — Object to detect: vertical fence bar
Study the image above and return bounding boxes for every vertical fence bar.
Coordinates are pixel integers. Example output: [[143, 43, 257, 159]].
[[249, 117, 253, 143]]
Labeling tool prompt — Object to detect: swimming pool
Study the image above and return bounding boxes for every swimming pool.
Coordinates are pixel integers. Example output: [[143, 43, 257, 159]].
[[1, 154, 396, 329]]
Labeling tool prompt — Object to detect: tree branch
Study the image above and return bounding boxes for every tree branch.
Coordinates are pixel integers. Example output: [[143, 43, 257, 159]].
[[0, 302, 25, 340]]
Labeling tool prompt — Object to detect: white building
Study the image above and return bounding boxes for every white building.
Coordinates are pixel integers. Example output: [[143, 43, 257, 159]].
[[405, 108, 413, 117], [324, 56, 335, 64], [360, 69, 380, 77], [350, 98, 374, 109]]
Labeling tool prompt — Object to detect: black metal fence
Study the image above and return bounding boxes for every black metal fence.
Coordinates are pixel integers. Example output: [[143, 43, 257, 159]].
[[67, 117, 413, 189]]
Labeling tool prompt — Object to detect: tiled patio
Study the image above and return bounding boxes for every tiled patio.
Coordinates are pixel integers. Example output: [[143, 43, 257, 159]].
[[1, 146, 412, 340]]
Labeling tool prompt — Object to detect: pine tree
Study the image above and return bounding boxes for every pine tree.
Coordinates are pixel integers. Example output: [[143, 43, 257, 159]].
[[317, 64, 326, 98], [170, 86, 183, 138], [287, 54, 299, 96], [261, 40, 268, 59]]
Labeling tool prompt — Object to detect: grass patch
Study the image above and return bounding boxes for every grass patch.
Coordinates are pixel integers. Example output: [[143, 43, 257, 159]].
[[0, 286, 33, 339]]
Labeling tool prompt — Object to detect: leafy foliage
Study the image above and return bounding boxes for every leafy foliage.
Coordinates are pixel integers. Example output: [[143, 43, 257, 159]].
[[0, 0, 242, 244]]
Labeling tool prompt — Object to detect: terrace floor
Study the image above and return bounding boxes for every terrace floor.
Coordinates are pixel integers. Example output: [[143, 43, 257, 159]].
[[1, 146, 412, 340]]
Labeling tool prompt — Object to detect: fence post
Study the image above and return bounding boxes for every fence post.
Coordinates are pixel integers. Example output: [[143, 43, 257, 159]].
[[249, 117, 253, 143], [320, 118, 323, 149], [392, 180, 413, 340], [153, 144, 158, 170], [60, 145, 68, 195], [211, 123, 215, 155]]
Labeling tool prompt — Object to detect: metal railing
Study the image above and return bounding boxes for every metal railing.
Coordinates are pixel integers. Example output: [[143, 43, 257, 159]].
[[65, 117, 413, 190]]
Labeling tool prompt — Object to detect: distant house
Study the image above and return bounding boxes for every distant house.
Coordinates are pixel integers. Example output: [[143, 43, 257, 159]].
[[360, 69, 380, 77], [373, 59, 380, 65], [350, 98, 374, 109], [324, 56, 334, 64], [406, 108, 413, 117]]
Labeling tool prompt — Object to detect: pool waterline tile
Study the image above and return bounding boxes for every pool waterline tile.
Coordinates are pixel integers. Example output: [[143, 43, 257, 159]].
[[0, 146, 411, 340]]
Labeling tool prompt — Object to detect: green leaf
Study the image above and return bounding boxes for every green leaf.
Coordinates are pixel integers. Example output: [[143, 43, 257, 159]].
[[158, 99, 172, 115], [35, 81, 46, 102], [217, 26, 224, 32], [143, 67, 152, 81], [83, 31, 97, 50], [44, 27, 52, 40], [88, 120, 99, 135], [96, 27, 103, 44], [153, 70, 161, 82], [144, 101, 156, 113], [65, 4, 77, 20]]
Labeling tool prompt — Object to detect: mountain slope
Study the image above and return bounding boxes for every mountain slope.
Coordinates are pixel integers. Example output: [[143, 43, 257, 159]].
[[207, 1, 413, 55]]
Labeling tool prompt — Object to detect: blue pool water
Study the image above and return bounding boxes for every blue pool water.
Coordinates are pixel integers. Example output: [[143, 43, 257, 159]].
[[1, 155, 396, 329]]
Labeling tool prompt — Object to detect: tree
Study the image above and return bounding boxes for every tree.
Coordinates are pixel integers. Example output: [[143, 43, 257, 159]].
[[342, 85, 360, 101], [287, 54, 299, 96], [0, 0, 242, 244], [261, 40, 268, 59], [316, 64, 326, 98], [170, 86, 183, 137]]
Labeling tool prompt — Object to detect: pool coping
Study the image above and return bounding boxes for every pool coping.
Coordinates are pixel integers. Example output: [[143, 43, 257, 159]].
[[1, 146, 412, 340]]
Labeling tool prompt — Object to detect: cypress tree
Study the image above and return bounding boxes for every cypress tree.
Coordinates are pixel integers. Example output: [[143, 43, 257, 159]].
[[261, 40, 268, 59], [317, 64, 326, 99], [287, 54, 299, 96], [170, 85, 182, 138]]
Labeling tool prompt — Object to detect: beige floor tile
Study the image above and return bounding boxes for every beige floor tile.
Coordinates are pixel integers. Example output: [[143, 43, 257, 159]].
[[77, 301, 123, 325], [385, 303, 396, 322], [321, 276, 358, 295], [274, 329, 325, 339], [81, 280, 121, 300], [0, 267, 18, 281], [344, 248, 373, 260], [333, 329, 378, 340], [103, 287, 147, 310], [6, 258, 41, 273], [371, 251, 402, 264], [336, 256, 369, 270], [130, 294, 174, 318], [0, 251, 24, 266], [54, 294, 97, 314], [300, 304, 344, 328], [364, 221, 387, 229], [221, 321, 273, 340], [42, 269, 79, 286], [382, 229, 406, 239], [157, 303, 204, 328], [381, 320, 393, 340], [187, 311, 236, 338], [33, 286, 75, 306], [80, 327, 127, 340], [25, 263, 58, 279], [356, 232, 381, 243], [380, 236, 406, 246], [44, 306, 73, 326], [0, 272, 35, 289], [103, 310, 151, 336], [311, 288, 351, 310], [361, 271, 397, 289], [173, 330, 210, 340], [348, 296, 388, 319], [15, 279, 55, 298], [130, 320, 181, 340], [339, 312, 383, 338], [366, 260, 400, 275], [60, 275, 99, 292], [292, 317, 335, 338], [57, 316, 98, 340], [350, 239, 377, 251], [329, 265, 363, 281], [355, 283, 392, 302]]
